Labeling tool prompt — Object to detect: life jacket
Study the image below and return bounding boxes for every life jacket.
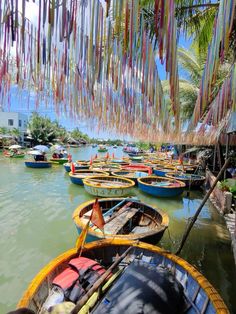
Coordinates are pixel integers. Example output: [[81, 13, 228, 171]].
[[52, 257, 106, 303]]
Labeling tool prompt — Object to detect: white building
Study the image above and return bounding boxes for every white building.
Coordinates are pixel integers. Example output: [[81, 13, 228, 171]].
[[0, 111, 28, 143]]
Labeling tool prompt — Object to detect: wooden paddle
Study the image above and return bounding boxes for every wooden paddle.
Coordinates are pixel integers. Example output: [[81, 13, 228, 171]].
[[70, 246, 134, 314]]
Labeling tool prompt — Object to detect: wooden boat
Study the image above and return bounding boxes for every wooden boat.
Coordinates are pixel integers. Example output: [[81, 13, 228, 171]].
[[111, 170, 148, 185], [166, 172, 206, 188], [98, 145, 108, 152], [69, 170, 109, 185], [49, 158, 68, 165], [73, 198, 169, 243], [25, 161, 52, 168], [138, 176, 185, 197], [64, 162, 90, 172], [83, 175, 135, 197], [17, 238, 229, 314]]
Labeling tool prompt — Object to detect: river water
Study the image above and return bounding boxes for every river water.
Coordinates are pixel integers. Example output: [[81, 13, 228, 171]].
[[0, 146, 235, 313]]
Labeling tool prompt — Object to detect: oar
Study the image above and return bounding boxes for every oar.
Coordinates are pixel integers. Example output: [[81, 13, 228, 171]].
[[70, 246, 134, 314], [103, 197, 138, 218]]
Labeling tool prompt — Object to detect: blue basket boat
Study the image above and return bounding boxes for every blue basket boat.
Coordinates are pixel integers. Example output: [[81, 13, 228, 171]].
[[166, 172, 206, 188], [138, 176, 185, 197], [153, 166, 175, 177], [69, 170, 109, 185], [25, 161, 52, 168], [64, 162, 90, 172]]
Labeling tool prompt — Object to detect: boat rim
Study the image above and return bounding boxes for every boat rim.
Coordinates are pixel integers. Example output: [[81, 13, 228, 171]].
[[69, 170, 109, 177], [83, 175, 135, 189], [137, 176, 186, 188], [17, 238, 229, 312], [166, 172, 206, 181], [72, 197, 169, 238]]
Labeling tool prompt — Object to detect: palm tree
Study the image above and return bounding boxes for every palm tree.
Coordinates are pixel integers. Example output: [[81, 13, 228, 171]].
[[162, 47, 231, 121], [27, 113, 58, 145]]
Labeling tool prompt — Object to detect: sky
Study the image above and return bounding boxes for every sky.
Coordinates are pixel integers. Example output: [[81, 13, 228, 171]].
[[2, 0, 191, 140]]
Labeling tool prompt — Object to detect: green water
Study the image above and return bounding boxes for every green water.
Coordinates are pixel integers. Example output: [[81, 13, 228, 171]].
[[0, 146, 235, 313]]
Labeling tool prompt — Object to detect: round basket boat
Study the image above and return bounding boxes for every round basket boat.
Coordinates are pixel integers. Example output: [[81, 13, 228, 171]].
[[175, 165, 196, 174], [25, 161, 52, 168], [69, 170, 109, 185], [83, 175, 135, 197], [121, 164, 151, 172], [49, 158, 68, 165], [64, 162, 90, 172], [111, 170, 148, 185], [17, 238, 229, 314], [129, 156, 144, 162], [110, 159, 129, 165], [166, 172, 206, 188], [138, 176, 185, 197], [5, 153, 25, 158], [73, 198, 169, 243], [153, 166, 176, 177], [90, 163, 122, 174]]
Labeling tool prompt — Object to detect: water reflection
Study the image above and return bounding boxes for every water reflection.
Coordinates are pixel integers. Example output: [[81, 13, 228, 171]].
[[0, 146, 235, 313]]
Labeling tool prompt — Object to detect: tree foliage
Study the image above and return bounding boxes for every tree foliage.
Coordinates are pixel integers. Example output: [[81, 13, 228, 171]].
[[27, 113, 65, 145]]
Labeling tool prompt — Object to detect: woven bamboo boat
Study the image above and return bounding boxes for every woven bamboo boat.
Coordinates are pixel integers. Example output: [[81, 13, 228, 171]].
[[83, 176, 135, 197], [25, 161, 52, 168], [69, 170, 109, 185], [166, 172, 206, 188], [153, 166, 176, 177], [17, 239, 229, 314], [90, 163, 122, 173], [138, 176, 185, 197], [73, 198, 169, 243], [49, 158, 68, 165], [64, 162, 90, 172], [111, 170, 148, 185]]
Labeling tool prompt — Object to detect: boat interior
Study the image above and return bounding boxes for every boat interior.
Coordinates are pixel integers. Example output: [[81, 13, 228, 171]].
[[79, 199, 164, 236], [26, 244, 218, 314]]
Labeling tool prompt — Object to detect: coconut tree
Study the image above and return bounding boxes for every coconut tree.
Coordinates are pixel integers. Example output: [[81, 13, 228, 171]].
[[162, 46, 231, 121], [27, 113, 58, 145]]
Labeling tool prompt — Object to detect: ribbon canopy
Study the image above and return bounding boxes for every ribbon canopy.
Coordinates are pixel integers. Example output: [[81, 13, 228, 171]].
[[0, 0, 180, 141], [0, 0, 234, 144]]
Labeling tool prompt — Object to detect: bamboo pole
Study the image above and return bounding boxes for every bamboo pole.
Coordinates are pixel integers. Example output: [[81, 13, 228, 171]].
[[175, 158, 230, 255], [70, 246, 134, 314]]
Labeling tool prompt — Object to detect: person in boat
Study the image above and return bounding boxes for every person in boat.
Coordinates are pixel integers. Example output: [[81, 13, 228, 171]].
[[10, 148, 18, 156], [52, 152, 59, 159], [58, 151, 64, 158], [62, 150, 68, 158], [34, 154, 45, 162]]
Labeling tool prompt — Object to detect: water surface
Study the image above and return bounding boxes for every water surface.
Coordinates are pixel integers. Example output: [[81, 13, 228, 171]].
[[0, 146, 235, 313]]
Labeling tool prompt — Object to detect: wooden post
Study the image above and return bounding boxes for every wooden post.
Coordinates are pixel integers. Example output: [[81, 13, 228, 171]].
[[175, 158, 230, 256]]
